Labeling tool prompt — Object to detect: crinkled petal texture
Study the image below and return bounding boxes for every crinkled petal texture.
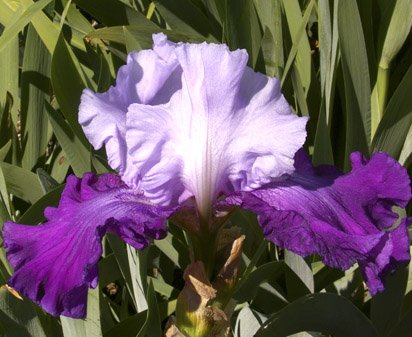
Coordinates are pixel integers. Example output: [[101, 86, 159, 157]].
[[226, 150, 411, 295], [126, 38, 307, 212], [78, 34, 180, 182], [3, 173, 173, 318]]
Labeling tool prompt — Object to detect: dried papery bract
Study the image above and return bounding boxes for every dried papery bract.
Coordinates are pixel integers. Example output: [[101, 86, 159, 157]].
[[175, 261, 227, 337]]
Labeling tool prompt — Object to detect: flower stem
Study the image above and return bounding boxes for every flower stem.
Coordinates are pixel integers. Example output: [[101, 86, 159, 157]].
[[190, 227, 218, 279]]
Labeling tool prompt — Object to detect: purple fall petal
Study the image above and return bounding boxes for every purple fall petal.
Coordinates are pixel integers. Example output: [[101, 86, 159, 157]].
[[3, 173, 174, 318], [227, 150, 411, 294]]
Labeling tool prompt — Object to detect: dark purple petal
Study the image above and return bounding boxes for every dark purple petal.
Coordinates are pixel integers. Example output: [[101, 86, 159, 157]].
[[226, 150, 411, 295], [3, 173, 174, 318]]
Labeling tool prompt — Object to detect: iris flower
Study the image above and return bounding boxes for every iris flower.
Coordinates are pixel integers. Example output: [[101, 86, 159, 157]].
[[3, 34, 411, 318]]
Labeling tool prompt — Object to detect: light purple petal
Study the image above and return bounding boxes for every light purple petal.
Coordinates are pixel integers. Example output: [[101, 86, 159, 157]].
[[78, 33, 180, 180], [3, 173, 174, 318], [226, 150, 411, 295], [126, 39, 307, 213]]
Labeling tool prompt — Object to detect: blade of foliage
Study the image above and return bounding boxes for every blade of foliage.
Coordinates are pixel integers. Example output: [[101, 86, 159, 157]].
[[0, 290, 63, 337], [154, 230, 190, 269], [45, 103, 91, 176], [285, 251, 314, 301], [74, 0, 156, 26], [338, 0, 370, 163], [155, 0, 220, 40], [0, 35, 19, 142], [255, 293, 378, 337], [107, 235, 145, 312], [399, 124, 412, 166], [255, 0, 283, 77], [49, 148, 70, 183], [18, 185, 64, 225], [372, 63, 412, 159], [126, 246, 148, 313], [376, 0, 412, 69], [280, 0, 315, 86], [313, 0, 336, 165], [87, 25, 213, 51], [371, 267, 409, 337], [0, 0, 21, 26], [36, 168, 59, 194], [235, 305, 267, 337], [0, 162, 43, 204], [20, 25, 51, 170], [0, 0, 52, 52], [224, 0, 262, 68], [103, 312, 146, 337], [51, 33, 90, 146], [136, 281, 162, 337], [387, 306, 412, 337], [234, 261, 285, 303], [282, 0, 312, 94], [61, 288, 102, 337], [0, 165, 12, 276]]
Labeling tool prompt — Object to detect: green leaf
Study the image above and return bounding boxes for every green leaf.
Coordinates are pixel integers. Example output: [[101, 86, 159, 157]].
[[103, 312, 146, 337], [0, 35, 19, 139], [126, 246, 148, 313], [376, 0, 412, 69], [0, 162, 43, 204], [20, 25, 51, 170], [0, 0, 52, 53], [18, 185, 64, 225], [45, 103, 91, 176], [0, 290, 63, 337], [136, 281, 162, 337], [371, 267, 409, 337], [0, 141, 11, 162], [282, 0, 313, 94], [255, 293, 378, 337], [154, 231, 190, 269], [36, 168, 59, 194], [234, 305, 267, 337], [372, 63, 412, 159], [234, 261, 285, 303], [51, 33, 89, 146], [74, 0, 157, 26], [387, 306, 412, 337], [107, 235, 148, 312], [284, 251, 313, 301], [155, 0, 220, 40], [49, 148, 70, 183], [123, 26, 142, 53], [87, 25, 212, 50], [61, 288, 102, 337], [224, 0, 262, 68], [338, 0, 370, 162]]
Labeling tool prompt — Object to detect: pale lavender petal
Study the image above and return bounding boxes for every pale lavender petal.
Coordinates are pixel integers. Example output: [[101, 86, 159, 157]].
[[227, 150, 411, 295], [126, 39, 307, 213], [3, 173, 173, 318], [78, 33, 180, 180]]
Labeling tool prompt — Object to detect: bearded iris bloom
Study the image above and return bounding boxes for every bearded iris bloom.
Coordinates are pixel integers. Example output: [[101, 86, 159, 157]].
[[2, 34, 411, 318]]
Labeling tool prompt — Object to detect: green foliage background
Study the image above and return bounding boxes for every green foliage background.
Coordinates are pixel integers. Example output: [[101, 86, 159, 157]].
[[0, 0, 411, 336]]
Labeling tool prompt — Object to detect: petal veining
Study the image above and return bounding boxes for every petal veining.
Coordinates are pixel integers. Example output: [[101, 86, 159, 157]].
[[2, 173, 174, 318], [126, 38, 307, 213], [226, 150, 411, 294], [78, 33, 180, 181]]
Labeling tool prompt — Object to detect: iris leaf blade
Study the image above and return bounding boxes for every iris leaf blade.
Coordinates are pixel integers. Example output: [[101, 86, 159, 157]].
[[255, 293, 378, 337]]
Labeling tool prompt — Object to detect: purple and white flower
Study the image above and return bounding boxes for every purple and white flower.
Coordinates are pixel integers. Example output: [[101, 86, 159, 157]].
[[3, 34, 411, 318]]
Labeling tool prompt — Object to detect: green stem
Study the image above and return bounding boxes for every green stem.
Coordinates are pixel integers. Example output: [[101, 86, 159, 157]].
[[190, 223, 218, 279]]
